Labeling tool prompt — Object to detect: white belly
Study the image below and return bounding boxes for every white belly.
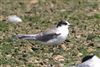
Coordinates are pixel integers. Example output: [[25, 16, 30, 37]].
[[46, 34, 68, 45]]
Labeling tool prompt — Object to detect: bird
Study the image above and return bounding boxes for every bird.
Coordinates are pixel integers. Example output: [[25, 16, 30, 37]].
[[76, 55, 100, 67], [16, 20, 70, 45]]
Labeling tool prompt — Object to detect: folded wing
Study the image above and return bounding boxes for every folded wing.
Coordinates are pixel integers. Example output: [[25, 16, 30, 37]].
[[35, 32, 60, 42], [16, 32, 60, 42]]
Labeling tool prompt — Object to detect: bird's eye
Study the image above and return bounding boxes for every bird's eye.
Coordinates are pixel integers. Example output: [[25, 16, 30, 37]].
[[57, 20, 67, 27], [62, 22, 67, 25]]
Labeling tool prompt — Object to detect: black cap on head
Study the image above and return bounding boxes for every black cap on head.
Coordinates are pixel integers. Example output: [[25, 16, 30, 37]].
[[56, 20, 68, 27], [82, 55, 94, 62]]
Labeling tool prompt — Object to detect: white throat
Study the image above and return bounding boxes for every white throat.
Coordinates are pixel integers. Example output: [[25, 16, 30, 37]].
[[57, 25, 69, 32], [56, 25, 69, 39]]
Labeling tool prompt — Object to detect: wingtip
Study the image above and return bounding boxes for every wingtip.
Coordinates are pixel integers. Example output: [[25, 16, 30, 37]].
[[16, 34, 23, 39]]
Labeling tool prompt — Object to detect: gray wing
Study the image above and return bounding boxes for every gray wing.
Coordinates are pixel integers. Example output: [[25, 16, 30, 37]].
[[16, 30, 60, 42], [77, 64, 90, 67], [35, 32, 60, 42]]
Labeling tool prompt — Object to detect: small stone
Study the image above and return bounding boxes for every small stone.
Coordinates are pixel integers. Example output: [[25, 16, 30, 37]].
[[0, 15, 5, 21], [29, 0, 38, 4], [77, 53, 83, 57], [87, 48, 95, 53], [59, 44, 66, 50], [53, 55, 65, 62]]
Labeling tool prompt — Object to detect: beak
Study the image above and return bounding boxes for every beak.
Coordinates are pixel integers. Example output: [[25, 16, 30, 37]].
[[68, 24, 73, 27]]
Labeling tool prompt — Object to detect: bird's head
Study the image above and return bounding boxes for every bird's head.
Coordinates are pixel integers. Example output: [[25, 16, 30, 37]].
[[82, 55, 94, 62], [56, 20, 70, 28]]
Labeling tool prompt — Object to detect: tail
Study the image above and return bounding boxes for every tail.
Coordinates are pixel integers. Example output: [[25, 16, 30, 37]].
[[16, 34, 37, 40]]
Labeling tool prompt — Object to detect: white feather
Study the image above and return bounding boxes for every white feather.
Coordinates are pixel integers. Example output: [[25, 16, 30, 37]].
[[7, 15, 22, 23], [77, 56, 100, 67]]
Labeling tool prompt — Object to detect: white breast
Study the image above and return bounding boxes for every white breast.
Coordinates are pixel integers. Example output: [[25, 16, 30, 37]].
[[47, 25, 69, 45]]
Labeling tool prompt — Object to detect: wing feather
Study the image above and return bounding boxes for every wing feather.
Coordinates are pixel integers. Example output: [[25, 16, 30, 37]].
[[35, 32, 60, 42]]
